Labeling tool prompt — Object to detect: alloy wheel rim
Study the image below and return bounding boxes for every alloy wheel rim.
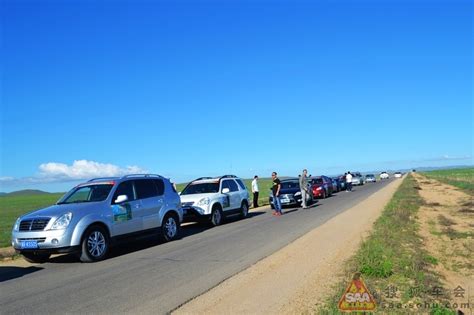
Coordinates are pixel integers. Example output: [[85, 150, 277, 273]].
[[165, 217, 177, 238], [87, 231, 106, 257], [213, 210, 221, 224]]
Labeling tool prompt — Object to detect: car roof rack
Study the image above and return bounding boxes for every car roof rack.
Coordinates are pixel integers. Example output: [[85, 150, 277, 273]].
[[193, 177, 214, 181], [87, 177, 119, 182], [219, 175, 237, 179], [122, 174, 163, 179]]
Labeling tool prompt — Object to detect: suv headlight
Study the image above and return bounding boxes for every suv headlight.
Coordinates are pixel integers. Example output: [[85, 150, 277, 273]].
[[13, 217, 21, 231], [51, 212, 73, 230], [197, 198, 210, 206], [294, 191, 301, 196]]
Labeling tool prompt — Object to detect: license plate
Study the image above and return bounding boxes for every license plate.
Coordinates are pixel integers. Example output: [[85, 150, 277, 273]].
[[20, 240, 38, 249], [281, 199, 290, 204]]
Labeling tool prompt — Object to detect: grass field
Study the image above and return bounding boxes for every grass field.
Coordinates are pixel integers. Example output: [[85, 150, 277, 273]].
[[318, 174, 453, 314], [0, 193, 64, 248], [0, 178, 275, 248], [421, 168, 473, 195]]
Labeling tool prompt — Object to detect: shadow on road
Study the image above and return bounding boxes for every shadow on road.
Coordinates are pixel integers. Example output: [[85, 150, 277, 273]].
[[46, 211, 268, 264], [0, 266, 43, 283]]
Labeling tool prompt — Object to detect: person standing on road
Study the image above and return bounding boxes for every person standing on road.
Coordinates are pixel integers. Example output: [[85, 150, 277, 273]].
[[251, 175, 259, 208], [299, 169, 310, 209], [271, 172, 282, 216], [346, 171, 353, 192]]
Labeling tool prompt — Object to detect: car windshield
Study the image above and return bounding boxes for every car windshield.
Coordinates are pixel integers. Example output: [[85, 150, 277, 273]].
[[281, 181, 299, 189], [312, 178, 323, 184], [366, 175, 374, 178], [58, 184, 114, 204], [181, 183, 219, 195]]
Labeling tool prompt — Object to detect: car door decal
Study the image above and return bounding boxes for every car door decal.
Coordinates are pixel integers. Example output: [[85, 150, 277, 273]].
[[221, 196, 230, 208], [112, 203, 132, 222]]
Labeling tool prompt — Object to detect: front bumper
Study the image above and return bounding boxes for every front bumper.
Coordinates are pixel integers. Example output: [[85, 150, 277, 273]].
[[12, 228, 75, 252], [182, 206, 211, 222], [269, 194, 301, 206]]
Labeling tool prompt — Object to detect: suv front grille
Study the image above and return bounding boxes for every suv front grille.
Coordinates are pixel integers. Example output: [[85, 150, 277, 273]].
[[19, 218, 51, 231], [182, 202, 195, 207], [17, 237, 47, 243]]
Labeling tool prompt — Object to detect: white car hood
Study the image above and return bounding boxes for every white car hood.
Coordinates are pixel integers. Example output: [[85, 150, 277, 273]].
[[180, 193, 217, 203]]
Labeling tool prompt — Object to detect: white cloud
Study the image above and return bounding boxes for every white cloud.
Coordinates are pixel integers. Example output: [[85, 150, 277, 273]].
[[0, 160, 148, 185]]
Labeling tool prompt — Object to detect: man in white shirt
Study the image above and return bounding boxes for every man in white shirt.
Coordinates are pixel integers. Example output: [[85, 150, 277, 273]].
[[346, 172, 353, 192], [252, 175, 259, 208]]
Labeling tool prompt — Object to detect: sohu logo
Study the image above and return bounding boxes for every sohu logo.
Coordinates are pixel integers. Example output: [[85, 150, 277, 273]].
[[338, 273, 376, 312]]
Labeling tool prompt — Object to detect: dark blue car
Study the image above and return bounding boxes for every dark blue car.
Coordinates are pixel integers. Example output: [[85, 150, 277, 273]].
[[269, 178, 313, 208]]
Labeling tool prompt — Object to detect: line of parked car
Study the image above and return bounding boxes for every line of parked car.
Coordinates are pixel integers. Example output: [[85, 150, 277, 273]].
[[11, 171, 401, 263], [268, 172, 385, 209]]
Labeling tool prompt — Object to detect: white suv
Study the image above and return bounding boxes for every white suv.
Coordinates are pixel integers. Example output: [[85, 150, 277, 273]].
[[179, 175, 250, 226]]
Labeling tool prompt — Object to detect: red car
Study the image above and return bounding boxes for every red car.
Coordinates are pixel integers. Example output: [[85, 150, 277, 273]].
[[310, 176, 333, 199]]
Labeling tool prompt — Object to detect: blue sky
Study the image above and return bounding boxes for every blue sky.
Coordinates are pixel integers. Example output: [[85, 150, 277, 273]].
[[1, 0, 472, 192]]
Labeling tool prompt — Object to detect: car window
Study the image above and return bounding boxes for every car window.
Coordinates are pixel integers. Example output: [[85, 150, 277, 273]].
[[221, 180, 231, 192], [280, 181, 299, 189], [58, 184, 114, 204], [181, 182, 219, 195], [236, 179, 246, 190], [153, 179, 165, 196], [228, 180, 239, 192], [134, 179, 159, 199], [113, 180, 136, 203]]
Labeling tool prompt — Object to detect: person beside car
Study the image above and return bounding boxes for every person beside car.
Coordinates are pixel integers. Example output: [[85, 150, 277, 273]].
[[271, 172, 282, 216], [299, 169, 310, 209], [252, 175, 259, 208], [346, 172, 353, 192]]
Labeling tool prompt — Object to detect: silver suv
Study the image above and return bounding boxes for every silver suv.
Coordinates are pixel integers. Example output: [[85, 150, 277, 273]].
[[179, 175, 250, 226], [11, 174, 182, 263]]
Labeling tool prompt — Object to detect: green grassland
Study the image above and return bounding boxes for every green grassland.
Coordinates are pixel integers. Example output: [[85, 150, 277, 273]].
[[318, 174, 454, 314], [0, 178, 275, 248], [0, 193, 64, 248], [422, 168, 473, 195]]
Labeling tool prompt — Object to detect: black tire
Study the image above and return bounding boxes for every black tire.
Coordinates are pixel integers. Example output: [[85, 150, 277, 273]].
[[79, 225, 109, 263], [160, 212, 180, 242], [322, 190, 327, 199], [210, 205, 223, 226], [22, 252, 51, 263], [240, 201, 249, 219]]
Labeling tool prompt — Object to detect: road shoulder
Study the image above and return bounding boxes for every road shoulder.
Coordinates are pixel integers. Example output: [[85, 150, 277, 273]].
[[174, 179, 404, 314]]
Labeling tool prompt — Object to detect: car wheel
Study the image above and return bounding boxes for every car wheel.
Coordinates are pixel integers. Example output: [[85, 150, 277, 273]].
[[210, 205, 223, 226], [240, 201, 249, 219], [160, 213, 180, 242], [22, 252, 51, 263], [79, 225, 109, 263], [322, 190, 326, 199]]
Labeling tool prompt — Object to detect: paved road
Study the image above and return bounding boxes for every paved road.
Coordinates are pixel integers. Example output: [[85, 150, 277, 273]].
[[0, 179, 395, 314]]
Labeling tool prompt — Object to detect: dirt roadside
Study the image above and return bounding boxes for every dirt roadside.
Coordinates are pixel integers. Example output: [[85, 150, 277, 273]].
[[413, 173, 474, 310], [174, 179, 404, 315]]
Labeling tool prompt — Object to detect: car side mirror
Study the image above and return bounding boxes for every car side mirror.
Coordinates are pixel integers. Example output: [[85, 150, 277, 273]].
[[222, 188, 230, 194], [114, 195, 128, 204]]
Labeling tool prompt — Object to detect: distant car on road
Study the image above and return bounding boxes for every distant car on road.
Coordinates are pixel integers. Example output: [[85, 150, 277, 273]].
[[394, 172, 402, 178], [310, 176, 333, 199], [12, 174, 182, 263], [380, 172, 390, 179], [269, 178, 313, 208], [351, 175, 365, 186], [365, 174, 376, 183]]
